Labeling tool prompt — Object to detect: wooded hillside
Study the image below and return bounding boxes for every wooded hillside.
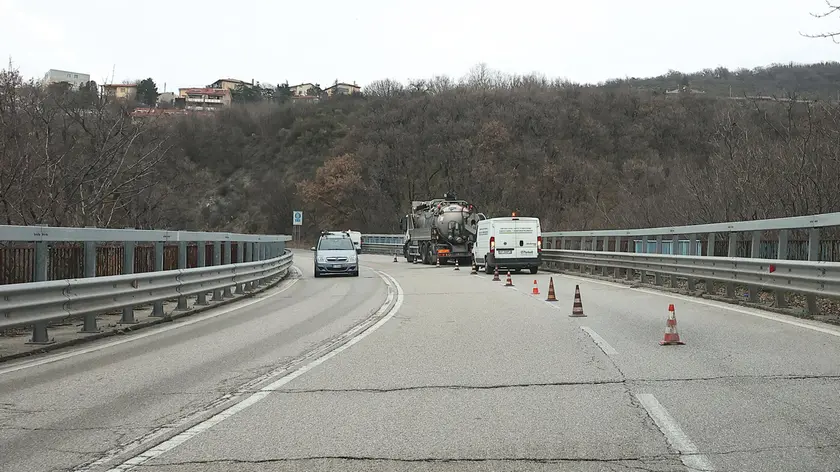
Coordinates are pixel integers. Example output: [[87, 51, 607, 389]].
[[2, 62, 839, 236]]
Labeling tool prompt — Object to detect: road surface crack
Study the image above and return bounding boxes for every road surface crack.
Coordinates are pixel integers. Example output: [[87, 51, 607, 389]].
[[0, 425, 148, 432], [634, 373, 840, 383], [264, 379, 627, 393], [143, 454, 678, 469], [707, 443, 840, 455]]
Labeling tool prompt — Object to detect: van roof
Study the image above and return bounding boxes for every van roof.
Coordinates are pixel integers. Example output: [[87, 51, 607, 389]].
[[482, 216, 540, 222], [320, 231, 350, 238]]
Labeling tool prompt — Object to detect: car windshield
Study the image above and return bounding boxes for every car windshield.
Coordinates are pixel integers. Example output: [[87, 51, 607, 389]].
[[318, 238, 354, 250]]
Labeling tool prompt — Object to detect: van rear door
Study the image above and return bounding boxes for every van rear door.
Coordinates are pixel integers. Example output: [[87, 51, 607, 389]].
[[513, 218, 539, 260], [493, 218, 518, 259]]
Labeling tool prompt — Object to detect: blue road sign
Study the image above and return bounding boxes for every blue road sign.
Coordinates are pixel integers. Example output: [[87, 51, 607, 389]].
[[293, 211, 303, 226]]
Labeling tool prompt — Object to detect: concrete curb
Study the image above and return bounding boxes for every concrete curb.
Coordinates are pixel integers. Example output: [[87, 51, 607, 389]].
[[541, 266, 840, 327], [0, 270, 295, 365]]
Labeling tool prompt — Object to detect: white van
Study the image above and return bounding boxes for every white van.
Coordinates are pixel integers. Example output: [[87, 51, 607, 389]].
[[345, 230, 362, 254], [472, 216, 541, 274]]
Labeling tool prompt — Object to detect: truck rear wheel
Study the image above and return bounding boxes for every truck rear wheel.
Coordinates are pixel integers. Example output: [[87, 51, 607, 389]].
[[530, 266, 538, 274], [426, 244, 436, 265]]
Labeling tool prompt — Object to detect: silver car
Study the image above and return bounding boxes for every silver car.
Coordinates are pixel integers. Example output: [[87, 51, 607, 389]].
[[312, 232, 359, 277]]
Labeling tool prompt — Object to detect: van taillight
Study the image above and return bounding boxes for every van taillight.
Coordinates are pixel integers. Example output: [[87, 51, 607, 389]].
[[537, 236, 542, 253], [489, 236, 495, 253]]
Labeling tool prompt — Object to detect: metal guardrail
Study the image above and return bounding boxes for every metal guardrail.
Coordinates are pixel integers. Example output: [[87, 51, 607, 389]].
[[0, 250, 294, 344], [541, 212, 840, 315], [362, 243, 402, 255], [0, 225, 294, 343], [542, 213, 840, 238], [360, 234, 403, 255], [0, 225, 292, 285], [0, 225, 292, 243], [358, 213, 840, 316], [542, 250, 840, 298]]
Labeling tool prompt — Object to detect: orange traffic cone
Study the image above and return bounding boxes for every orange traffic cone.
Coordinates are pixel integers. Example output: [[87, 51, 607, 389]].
[[531, 279, 540, 295], [545, 277, 558, 301], [436, 258, 441, 268], [470, 261, 478, 275], [454, 259, 460, 271], [659, 304, 685, 345], [569, 285, 586, 317], [492, 266, 500, 281], [504, 271, 513, 287]]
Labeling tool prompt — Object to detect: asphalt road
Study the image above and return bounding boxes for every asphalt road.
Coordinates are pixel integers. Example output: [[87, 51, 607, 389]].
[[0, 250, 391, 472], [3, 254, 840, 471]]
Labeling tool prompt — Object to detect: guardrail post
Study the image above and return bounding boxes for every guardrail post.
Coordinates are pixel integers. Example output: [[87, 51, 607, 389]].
[[559, 237, 566, 270], [806, 228, 820, 315], [601, 237, 609, 276], [176, 241, 189, 310], [79, 239, 101, 332], [151, 241, 165, 316], [640, 236, 649, 283], [120, 240, 138, 324], [704, 233, 716, 294], [654, 236, 663, 286], [256, 243, 266, 286], [195, 241, 208, 306], [625, 238, 635, 281], [575, 237, 582, 272], [775, 230, 788, 308], [223, 240, 234, 298], [245, 242, 255, 291], [687, 233, 697, 291], [254, 242, 262, 287], [34, 239, 48, 282], [613, 237, 622, 278], [235, 240, 246, 294], [670, 235, 679, 288], [27, 239, 53, 344], [726, 232, 737, 298], [748, 231, 761, 302], [212, 241, 224, 301]]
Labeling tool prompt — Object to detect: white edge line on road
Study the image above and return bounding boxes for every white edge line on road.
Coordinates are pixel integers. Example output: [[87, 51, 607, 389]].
[[556, 272, 840, 339], [105, 269, 405, 472], [0, 267, 303, 376], [580, 326, 618, 356], [635, 393, 714, 471]]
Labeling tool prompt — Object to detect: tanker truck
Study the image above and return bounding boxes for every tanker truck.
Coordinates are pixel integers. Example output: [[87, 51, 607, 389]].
[[399, 192, 487, 266]]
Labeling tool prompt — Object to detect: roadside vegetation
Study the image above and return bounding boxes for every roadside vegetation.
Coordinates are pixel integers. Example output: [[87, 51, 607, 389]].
[[2, 61, 840, 237]]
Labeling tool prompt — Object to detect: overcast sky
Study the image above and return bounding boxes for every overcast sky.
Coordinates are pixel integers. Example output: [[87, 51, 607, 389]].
[[1, 0, 838, 90]]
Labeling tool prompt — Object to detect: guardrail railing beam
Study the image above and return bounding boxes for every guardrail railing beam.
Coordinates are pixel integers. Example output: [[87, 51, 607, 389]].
[[532, 212, 840, 316], [1, 250, 294, 343], [1, 225, 293, 345]]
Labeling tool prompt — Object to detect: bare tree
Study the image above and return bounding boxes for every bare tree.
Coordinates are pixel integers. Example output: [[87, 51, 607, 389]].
[[801, 0, 840, 42]]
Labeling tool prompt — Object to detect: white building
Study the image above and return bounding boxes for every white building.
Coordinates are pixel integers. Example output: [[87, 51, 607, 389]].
[[44, 69, 91, 89], [290, 83, 317, 96]]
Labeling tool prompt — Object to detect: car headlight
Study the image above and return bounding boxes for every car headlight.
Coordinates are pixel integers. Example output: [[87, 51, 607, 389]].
[[348, 255, 357, 263], [317, 256, 326, 263]]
